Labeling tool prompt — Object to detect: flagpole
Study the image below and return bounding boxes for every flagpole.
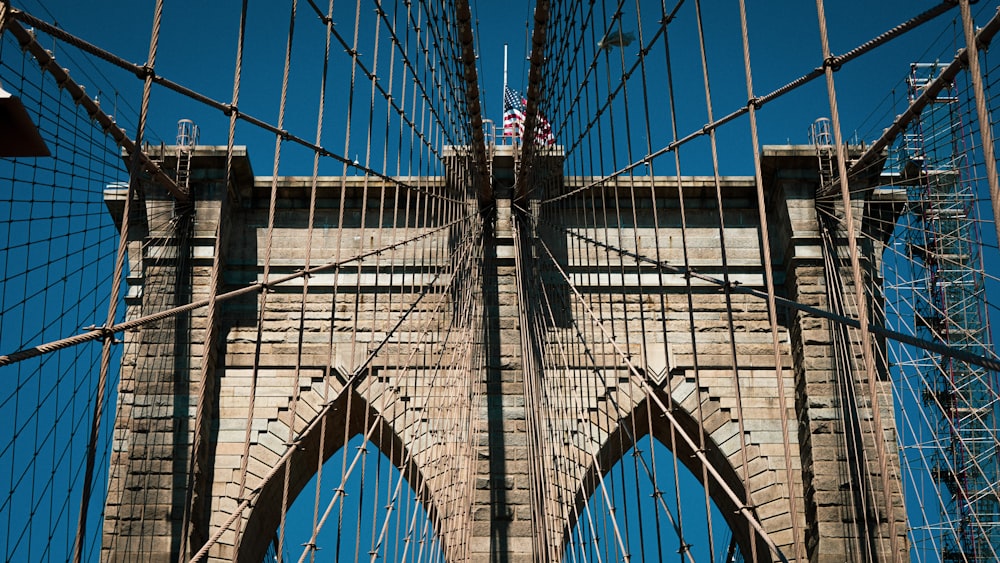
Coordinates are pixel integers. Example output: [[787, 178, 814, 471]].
[[503, 43, 508, 143], [503, 43, 508, 97]]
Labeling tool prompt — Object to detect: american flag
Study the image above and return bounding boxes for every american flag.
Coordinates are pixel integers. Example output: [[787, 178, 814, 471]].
[[503, 86, 525, 137], [503, 86, 555, 145]]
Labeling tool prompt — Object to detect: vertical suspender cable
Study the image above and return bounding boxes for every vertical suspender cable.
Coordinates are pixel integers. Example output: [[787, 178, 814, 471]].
[[51, 0, 116, 552], [958, 1, 1000, 249], [76, 1, 164, 560], [735, 1, 806, 559], [814, 0, 902, 559]]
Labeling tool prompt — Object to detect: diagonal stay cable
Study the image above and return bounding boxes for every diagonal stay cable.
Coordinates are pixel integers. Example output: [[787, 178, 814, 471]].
[[195, 215, 480, 562], [0, 212, 477, 368], [528, 211, 1000, 374], [845, 6, 1000, 193], [3, 15, 185, 200], [552, 1, 679, 160], [303, 0, 457, 157], [513, 206, 696, 562], [6, 7, 464, 205], [542, 0, 961, 205], [530, 221, 791, 563]]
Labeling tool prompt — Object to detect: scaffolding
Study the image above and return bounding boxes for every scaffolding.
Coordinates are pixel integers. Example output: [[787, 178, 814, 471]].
[[896, 62, 1000, 561]]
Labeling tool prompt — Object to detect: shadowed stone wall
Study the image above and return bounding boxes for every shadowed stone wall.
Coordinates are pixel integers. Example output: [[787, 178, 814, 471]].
[[102, 145, 907, 563]]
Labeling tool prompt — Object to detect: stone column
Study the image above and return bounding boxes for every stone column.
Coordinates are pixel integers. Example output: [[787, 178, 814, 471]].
[[770, 147, 907, 563], [101, 147, 243, 562], [469, 190, 535, 562]]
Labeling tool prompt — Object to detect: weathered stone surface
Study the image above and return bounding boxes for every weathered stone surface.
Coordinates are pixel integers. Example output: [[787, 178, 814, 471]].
[[102, 146, 907, 563]]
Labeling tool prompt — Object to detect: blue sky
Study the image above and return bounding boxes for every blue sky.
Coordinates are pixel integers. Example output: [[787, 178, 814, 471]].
[[10, 0, 982, 175], [2, 0, 999, 561]]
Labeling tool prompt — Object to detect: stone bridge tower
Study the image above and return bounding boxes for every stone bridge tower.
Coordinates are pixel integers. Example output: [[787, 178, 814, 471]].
[[101, 143, 907, 562]]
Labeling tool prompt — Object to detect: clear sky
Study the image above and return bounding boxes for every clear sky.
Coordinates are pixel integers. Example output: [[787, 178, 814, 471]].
[[10, 0, 985, 176], [3, 0, 999, 561]]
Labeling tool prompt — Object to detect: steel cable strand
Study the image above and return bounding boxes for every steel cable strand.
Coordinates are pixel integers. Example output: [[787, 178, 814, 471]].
[[229, 1, 299, 559], [5, 58, 69, 563], [544, 1, 964, 206], [9, 6, 465, 203], [525, 210, 1000, 375], [0, 210, 474, 367], [630, 2, 681, 557], [74, 0, 164, 558], [174, 4, 250, 561], [814, 0, 904, 556], [827, 210, 927, 558], [191, 218, 479, 562], [512, 212, 560, 560], [660, 10, 705, 556], [413, 0, 466, 144], [819, 214, 882, 559], [279, 0, 344, 554], [514, 205, 697, 562], [556, 14, 670, 162], [519, 200, 682, 561], [322, 211, 481, 559], [608, 5, 660, 557], [518, 199, 656, 559], [189, 374, 362, 563], [735, 0, 806, 557], [531, 183, 603, 562], [598, 4, 639, 556], [543, 0, 628, 159], [534, 191, 572, 557], [365, 6, 404, 559], [312, 1, 454, 166], [576, 13, 621, 559], [205, 3, 257, 559], [648, 3, 698, 556], [291, 253, 479, 563], [332, 2, 366, 554], [532, 230, 791, 563], [95, 203, 184, 558], [2, 16, 185, 200]]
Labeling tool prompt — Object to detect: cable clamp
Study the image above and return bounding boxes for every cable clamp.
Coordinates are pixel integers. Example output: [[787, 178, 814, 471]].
[[823, 56, 842, 72], [85, 324, 116, 340]]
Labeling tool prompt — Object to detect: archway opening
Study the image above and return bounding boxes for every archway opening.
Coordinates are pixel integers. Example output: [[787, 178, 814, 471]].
[[263, 432, 445, 563], [564, 437, 747, 563]]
